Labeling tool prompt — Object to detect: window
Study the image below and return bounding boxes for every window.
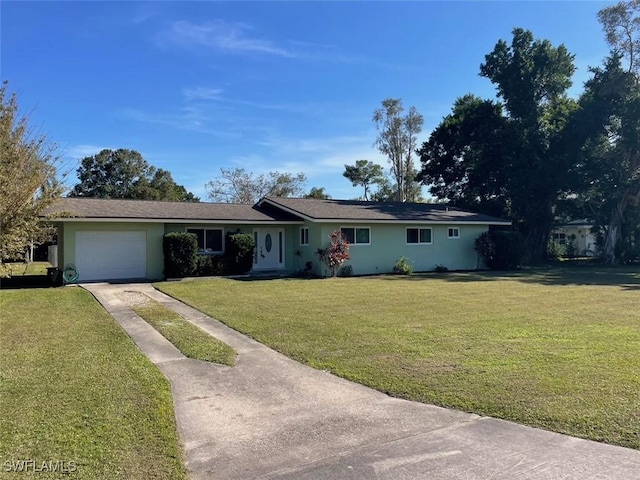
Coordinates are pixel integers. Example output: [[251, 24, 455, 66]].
[[187, 228, 223, 253], [340, 227, 370, 245], [300, 227, 309, 246], [448, 227, 460, 239], [406, 227, 432, 244], [553, 233, 566, 245]]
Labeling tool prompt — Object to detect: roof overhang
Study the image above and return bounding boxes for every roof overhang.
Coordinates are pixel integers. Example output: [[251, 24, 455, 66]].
[[50, 217, 303, 225]]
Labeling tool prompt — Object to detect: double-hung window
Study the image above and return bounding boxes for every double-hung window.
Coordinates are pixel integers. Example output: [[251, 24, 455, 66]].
[[340, 227, 370, 245], [300, 227, 309, 246], [187, 228, 223, 253], [406, 227, 432, 244]]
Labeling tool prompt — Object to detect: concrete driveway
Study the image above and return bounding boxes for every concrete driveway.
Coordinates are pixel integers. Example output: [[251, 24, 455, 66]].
[[83, 283, 640, 480]]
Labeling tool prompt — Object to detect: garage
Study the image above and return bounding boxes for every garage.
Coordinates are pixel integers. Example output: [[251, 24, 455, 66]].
[[75, 231, 146, 282]]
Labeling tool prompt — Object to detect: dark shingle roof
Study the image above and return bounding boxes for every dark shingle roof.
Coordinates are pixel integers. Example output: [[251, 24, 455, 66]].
[[261, 197, 511, 224], [45, 196, 511, 225], [45, 197, 302, 222]]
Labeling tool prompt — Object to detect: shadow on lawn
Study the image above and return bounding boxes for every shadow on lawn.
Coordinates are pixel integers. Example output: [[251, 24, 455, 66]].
[[0, 275, 53, 290]]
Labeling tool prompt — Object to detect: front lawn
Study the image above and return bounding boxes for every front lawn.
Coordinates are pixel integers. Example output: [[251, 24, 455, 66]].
[[156, 267, 640, 449], [0, 288, 188, 479]]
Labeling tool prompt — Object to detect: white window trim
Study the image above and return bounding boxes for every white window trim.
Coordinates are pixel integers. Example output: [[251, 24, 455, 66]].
[[447, 227, 461, 239], [340, 226, 371, 245], [300, 227, 309, 246], [406, 227, 433, 245], [185, 227, 225, 254]]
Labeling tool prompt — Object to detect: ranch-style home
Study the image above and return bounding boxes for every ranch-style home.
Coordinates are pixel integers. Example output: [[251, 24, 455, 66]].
[[46, 196, 511, 282]]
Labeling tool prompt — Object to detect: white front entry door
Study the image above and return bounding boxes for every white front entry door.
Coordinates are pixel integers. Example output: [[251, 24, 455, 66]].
[[253, 228, 284, 270]]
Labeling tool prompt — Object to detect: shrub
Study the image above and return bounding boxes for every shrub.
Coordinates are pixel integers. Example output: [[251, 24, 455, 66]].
[[196, 255, 225, 276], [224, 232, 255, 275], [547, 241, 565, 261], [392, 256, 413, 275], [316, 230, 350, 277], [339, 264, 353, 277], [434, 264, 449, 273], [163, 232, 198, 278], [565, 235, 578, 258], [475, 230, 525, 270]]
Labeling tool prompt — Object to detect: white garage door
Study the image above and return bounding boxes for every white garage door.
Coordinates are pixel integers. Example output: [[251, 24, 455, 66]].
[[76, 231, 146, 282]]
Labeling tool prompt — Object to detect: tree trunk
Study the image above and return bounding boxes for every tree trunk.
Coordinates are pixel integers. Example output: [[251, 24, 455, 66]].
[[602, 193, 630, 264], [526, 222, 551, 265]]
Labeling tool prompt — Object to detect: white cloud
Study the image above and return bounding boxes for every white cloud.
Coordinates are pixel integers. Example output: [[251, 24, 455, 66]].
[[166, 20, 295, 58], [182, 87, 224, 101], [63, 144, 110, 160]]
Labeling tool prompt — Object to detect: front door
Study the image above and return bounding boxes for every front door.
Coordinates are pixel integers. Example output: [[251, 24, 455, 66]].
[[253, 228, 285, 270]]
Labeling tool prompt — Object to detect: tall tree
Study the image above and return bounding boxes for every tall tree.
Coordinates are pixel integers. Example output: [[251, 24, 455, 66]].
[[419, 28, 577, 262], [304, 187, 331, 199], [598, 0, 640, 75], [570, 55, 640, 263], [0, 82, 63, 261], [206, 167, 306, 204], [70, 149, 199, 201], [418, 94, 510, 218], [481, 28, 576, 262], [343, 160, 384, 201], [373, 98, 424, 202]]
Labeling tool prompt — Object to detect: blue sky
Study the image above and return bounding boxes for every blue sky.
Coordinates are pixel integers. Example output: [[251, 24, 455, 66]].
[[2, 1, 611, 201]]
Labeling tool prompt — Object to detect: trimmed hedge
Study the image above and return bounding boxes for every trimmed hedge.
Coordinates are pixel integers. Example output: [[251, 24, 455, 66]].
[[224, 232, 255, 275], [163, 232, 198, 278], [196, 254, 225, 276], [163, 231, 256, 278]]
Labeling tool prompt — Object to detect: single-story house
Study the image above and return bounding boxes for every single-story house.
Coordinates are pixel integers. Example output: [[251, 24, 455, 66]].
[[551, 219, 597, 256], [45, 197, 511, 282]]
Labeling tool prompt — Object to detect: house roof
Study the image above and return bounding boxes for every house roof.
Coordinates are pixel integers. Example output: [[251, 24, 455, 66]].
[[45, 196, 511, 225], [44, 197, 302, 223], [564, 219, 592, 228], [260, 197, 511, 225]]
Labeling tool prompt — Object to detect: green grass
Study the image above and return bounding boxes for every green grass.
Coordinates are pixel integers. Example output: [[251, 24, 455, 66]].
[[0, 288, 188, 479], [133, 301, 236, 366], [0, 261, 51, 277], [156, 267, 640, 449]]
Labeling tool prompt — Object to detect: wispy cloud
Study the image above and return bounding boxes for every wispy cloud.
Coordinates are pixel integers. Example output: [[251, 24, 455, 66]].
[[165, 20, 295, 58], [63, 144, 110, 160], [182, 87, 224, 101], [131, 4, 161, 25], [159, 19, 397, 69], [120, 107, 241, 139]]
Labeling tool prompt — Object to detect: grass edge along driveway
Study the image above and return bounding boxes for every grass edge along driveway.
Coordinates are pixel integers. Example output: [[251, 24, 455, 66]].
[[156, 267, 640, 450], [0, 288, 188, 480], [133, 300, 236, 366]]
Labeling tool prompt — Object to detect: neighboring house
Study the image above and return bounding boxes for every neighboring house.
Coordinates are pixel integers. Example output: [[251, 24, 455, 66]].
[[551, 219, 597, 257], [45, 197, 510, 282]]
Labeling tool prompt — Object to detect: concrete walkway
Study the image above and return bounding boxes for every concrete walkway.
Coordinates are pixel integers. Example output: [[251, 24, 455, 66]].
[[82, 283, 640, 480]]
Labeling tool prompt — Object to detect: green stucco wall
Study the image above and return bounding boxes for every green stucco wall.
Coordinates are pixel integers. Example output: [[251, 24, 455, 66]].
[[56, 222, 165, 280], [56, 220, 489, 280], [310, 223, 488, 276]]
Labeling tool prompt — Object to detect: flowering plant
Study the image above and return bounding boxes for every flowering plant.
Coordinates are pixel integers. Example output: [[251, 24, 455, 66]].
[[316, 230, 350, 277]]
